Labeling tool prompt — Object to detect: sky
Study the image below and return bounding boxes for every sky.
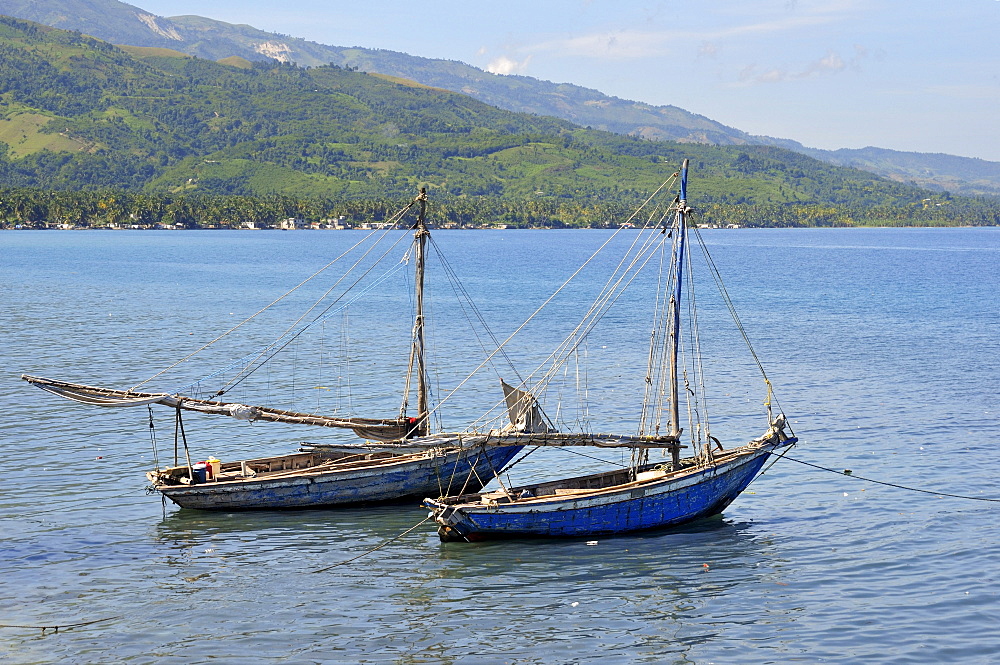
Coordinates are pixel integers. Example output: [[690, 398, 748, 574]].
[[134, 0, 1000, 162]]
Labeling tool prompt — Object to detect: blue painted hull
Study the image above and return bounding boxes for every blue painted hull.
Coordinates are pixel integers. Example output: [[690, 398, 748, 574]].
[[157, 444, 523, 511], [427, 442, 785, 540]]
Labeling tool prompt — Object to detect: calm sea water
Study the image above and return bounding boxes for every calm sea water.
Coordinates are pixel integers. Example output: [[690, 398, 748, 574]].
[[1, 227, 999, 665]]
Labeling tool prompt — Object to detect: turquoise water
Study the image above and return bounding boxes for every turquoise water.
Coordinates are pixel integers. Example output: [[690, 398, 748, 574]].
[[1, 228, 999, 664]]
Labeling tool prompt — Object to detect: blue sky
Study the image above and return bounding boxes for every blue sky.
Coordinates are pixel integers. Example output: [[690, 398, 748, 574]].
[[135, 1, 1000, 161]]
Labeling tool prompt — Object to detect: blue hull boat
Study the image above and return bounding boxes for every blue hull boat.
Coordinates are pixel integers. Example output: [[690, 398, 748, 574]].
[[426, 425, 793, 540], [152, 440, 523, 511], [23, 190, 535, 512], [425, 159, 799, 541]]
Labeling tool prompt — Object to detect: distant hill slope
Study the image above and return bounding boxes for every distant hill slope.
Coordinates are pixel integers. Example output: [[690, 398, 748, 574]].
[[0, 0, 756, 144], [0, 0, 187, 47], [3, 12, 986, 232], [3, 0, 998, 197], [759, 135, 1000, 196], [803, 145, 1000, 197]]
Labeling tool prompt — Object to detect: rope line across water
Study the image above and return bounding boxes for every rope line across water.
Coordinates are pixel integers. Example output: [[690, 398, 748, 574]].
[[781, 455, 1000, 503], [312, 517, 432, 573], [0, 616, 120, 633]]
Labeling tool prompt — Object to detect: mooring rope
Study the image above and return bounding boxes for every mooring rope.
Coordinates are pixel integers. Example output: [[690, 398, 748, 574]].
[[312, 517, 432, 573], [0, 616, 120, 633], [779, 454, 1000, 503]]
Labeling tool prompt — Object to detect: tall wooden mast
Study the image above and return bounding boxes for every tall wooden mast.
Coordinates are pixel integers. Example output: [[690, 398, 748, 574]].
[[413, 188, 430, 436], [667, 159, 690, 469]]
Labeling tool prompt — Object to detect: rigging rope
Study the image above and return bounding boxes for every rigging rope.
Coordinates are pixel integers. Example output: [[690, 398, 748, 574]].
[[428, 234, 525, 385], [515, 223, 673, 411], [690, 225, 791, 434], [556, 446, 631, 468], [523, 188, 682, 395], [466, 195, 680, 433], [423, 174, 682, 432], [147, 405, 159, 471], [215, 211, 419, 396], [648, 210, 682, 438], [131, 207, 415, 392], [683, 240, 714, 464], [639, 229, 672, 438]]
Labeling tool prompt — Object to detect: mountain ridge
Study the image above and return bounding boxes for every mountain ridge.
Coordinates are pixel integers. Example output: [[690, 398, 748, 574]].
[[4, 0, 998, 197], [3, 14, 992, 231]]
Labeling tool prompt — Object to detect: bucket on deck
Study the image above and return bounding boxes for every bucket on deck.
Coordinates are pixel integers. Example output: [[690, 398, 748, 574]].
[[206, 457, 221, 479], [191, 462, 208, 484]]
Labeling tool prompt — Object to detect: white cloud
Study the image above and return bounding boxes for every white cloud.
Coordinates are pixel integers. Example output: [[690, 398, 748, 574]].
[[698, 41, 719, 58], [707, 11, 842, 41], [816, 51, 844, 71], [734, 47, 873, 86], [503, 0, 860, 63], [486, 55, 532, 75], [532, 30, 673, 59]]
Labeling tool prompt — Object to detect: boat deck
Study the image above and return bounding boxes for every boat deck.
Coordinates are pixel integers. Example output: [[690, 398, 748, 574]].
[[148, 448, 411, 487]]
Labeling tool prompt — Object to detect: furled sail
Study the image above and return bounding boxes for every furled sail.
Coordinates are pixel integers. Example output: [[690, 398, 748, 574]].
[[501, 379, 554, 434], [21, 375, 413, 441], [22, 375, 686, 449], [485, 431, 682, 449]]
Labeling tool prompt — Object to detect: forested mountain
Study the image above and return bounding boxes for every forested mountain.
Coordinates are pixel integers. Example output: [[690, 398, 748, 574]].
[[0, 17, 996, 228], [794, 145, 1000, 197], [4, 0, 1000, 197], [0, 0, 754, 146]]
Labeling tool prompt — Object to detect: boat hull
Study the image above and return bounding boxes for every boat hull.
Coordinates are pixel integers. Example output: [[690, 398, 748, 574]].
[[426, 442, 785, 540], [155, 445, 523, 511]]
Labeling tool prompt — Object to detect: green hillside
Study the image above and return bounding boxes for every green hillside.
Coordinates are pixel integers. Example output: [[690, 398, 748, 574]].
[[4, 0, 1000, 197], [0, 0, 765, 147], [0, 17, 996, 228]]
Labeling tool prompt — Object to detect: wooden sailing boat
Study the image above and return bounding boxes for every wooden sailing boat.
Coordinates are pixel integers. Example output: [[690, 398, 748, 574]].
[[424, 160, 797, 540], [22, 190, 531, 510]]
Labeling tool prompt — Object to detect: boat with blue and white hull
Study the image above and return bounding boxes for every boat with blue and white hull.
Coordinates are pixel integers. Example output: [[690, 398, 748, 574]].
[[427, 418, 792, 540], [23, 190, 531, 511], [145, 434, 525, 511], [425, 160, 798, 541]]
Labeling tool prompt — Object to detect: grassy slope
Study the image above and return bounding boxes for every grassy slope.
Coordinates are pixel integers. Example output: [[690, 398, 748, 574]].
[[0, 15, 975, 225], [3, 0, 999, 197]]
